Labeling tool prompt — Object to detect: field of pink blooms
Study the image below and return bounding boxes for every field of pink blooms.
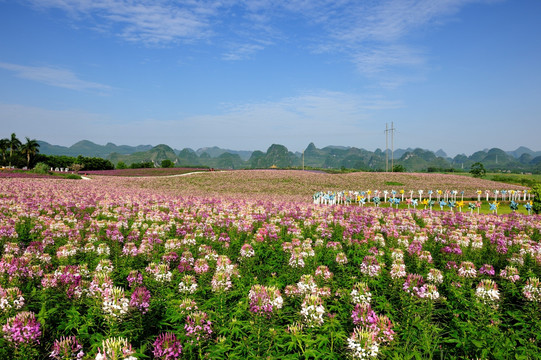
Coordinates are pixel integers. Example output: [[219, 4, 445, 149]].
[[0, 174, 540, 359], [96, 170, 529, 202], [83, 168, 208, 177]]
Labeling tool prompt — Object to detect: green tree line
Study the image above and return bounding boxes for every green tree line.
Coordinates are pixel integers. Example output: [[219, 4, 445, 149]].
[[1, 133, 114, 170]]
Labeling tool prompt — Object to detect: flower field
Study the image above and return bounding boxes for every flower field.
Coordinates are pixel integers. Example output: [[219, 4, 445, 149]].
[[0, 173, 540, 359], [83, 168, 208, 177], [108, 170, 529, 202]]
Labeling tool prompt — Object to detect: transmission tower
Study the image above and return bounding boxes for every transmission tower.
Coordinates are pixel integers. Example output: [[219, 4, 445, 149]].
[[384, 122, 396, 172], [385, 123, 388, 172]]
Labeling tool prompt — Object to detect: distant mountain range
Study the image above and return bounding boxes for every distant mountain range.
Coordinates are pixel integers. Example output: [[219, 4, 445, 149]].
[[37, 140, 541, 173]]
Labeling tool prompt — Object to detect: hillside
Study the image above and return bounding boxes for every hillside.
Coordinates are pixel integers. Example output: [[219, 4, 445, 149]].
[[36, 140, 541, 173]]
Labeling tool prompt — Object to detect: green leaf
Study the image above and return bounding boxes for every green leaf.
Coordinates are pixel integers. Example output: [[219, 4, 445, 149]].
[[471, 339, 484, 348]]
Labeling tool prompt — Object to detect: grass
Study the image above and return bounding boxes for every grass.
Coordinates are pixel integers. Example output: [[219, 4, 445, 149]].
[[483, 172, 541, 187], [370, 200, 531, 215], [0, 169, 82, 180], [384, 181, 405, 186]]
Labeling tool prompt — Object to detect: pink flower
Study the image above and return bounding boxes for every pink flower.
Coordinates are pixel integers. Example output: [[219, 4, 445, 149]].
[[3, 311, 41, 347], [130, 286, 151, 314], [153, 332, 182, 360]]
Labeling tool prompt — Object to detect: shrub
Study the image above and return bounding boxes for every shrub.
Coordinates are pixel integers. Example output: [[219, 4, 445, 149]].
[[161, 159, 174, 168], [33, 162, 50, 174], [470, 162, 486, 178], [130, 161, 154, 169], [532, 184, 541, 214]]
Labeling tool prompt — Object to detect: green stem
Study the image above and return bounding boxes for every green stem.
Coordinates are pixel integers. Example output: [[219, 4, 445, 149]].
[[297, 337, 305, 357], [257, 321, 261, 358]]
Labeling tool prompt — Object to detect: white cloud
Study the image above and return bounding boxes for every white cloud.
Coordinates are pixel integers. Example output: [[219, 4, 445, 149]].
[[329, 0, 480, 44], [24, 0, 494, 80], [0, 62, 111, 92], [27, 0, 218, 44], [222, 43, 265, 61], [0, 91, 401, 150], [352, 44, 426, 75], [315, 0, 487, 77]]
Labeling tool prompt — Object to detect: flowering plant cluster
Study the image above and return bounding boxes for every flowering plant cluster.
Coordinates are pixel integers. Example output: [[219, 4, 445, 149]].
[[2, 311, 41, 347], [248, 284, 283, 316], [0, 176, 540, 359], [50, 336, 85, 360], [152, 332, 182, 360]]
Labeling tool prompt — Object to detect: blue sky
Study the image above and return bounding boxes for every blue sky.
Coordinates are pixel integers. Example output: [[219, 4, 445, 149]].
[[1, 0, 540, 156]]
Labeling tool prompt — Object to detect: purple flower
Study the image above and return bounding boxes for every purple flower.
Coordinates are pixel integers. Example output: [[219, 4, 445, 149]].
[[130, 286, 151, 314], [441, 243, 462, 255], [127, 270, 143, 288], [3, 311, 41, 347], [407, 241, 422, 256], [352, 304, 377, 326], [403, 274, 428, 298], [479, 264, 495, 276], [153, 332, 182, 360]]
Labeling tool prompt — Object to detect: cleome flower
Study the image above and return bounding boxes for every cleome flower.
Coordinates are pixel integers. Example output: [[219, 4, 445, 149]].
[[95, 337, 136, 360], [523, 277, 541, 302], [3, 311, 41, 347], [0, 286, 25, 313], [360, 256, 381, 278], [347, 327, 379, 360], [185, 311, 212, 343], [50, 336, 84, 360], [153, 332, 182, 360], [350, 282, 372, 306], [300, 294, 325, 327], [475, 279, 500, 308], [248, 284, 283, 316], [102, 286, 130, 320], [178, 275, 198, 295]]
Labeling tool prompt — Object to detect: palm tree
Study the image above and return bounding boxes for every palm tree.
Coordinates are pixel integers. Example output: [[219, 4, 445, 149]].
[[20, 137, 40, 168], [8, 133, 22, 167], [0, 138, 9, 165]]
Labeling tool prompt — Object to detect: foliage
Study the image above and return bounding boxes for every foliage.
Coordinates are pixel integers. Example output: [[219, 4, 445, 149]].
[[470, 162, 486, 178], [130, 161, 155, 169], [20, 137, 40, 168], [33, 162, 50, 175], [34, 154, 114, 171], [392, 164, 406, 172], [71, 163, 84, 173], [35, 154, 75, 169], [117, 161, 128, 169], [75, 155, 114, 171], [532, 184, 541, 214], [161, 159, 174, 168], [61, 173, 82, 180]]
